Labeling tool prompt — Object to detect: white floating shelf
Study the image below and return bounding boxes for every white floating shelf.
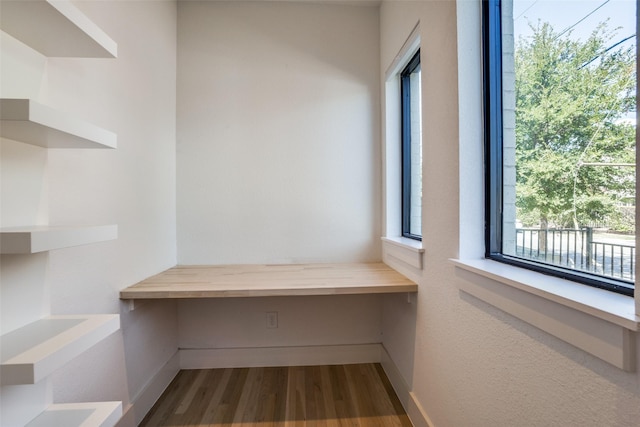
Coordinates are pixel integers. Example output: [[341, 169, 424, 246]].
[[0, 0, 117, 58], [1, 99, 117, 149], [1, 314, 120, 385], [0, 225, 117, 254], [26, 402, 122, 427]]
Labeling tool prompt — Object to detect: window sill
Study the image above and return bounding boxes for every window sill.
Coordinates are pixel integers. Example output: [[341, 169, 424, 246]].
[[382, 237, 424, 284], [450, 258, 638, 371]]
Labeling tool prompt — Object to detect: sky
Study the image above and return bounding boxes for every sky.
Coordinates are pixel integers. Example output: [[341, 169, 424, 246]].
[[513, 0, 637, 122], [513, 0, 636, 49]]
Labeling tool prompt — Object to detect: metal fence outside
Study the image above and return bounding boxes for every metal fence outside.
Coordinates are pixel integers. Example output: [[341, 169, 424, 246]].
[[514, 228, 635, 282]]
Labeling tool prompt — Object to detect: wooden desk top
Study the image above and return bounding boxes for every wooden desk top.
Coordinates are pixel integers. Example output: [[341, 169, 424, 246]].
[[119, 263, 417, 299]]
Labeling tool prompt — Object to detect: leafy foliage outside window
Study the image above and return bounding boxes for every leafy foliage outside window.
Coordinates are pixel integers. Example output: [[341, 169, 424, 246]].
[[485, 0, 636, 293], [515, 21, 636, 232]]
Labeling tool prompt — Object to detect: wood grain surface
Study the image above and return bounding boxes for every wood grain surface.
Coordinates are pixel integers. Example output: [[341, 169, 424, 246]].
[[140, 364, 413, 427], [120, 263, 417, 299]]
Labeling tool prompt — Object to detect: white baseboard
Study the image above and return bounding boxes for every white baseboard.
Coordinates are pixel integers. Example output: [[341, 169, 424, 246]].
[[380, 346, 412, 410], [408, 391, 436, 427], [179, 343, 383, 369], [116, 351, 180, 427], [379, 346, 434, 427]]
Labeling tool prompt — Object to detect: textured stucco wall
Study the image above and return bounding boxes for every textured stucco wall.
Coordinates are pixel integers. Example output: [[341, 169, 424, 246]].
[[381, 1, 640, 426]]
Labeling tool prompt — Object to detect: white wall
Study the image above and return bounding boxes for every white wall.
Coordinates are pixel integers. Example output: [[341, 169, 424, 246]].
[[0, 1, 178, 426], [175, 1, 383, 358], [176, 1, 381, 265], [380, 1, 640, 426], [178, 294, 382, 349]]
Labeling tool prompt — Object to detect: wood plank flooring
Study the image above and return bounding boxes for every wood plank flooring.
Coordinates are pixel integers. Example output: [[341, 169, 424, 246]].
[[140, 364, 413, 427]]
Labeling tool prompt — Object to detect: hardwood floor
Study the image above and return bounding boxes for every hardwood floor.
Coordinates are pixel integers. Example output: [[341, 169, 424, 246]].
[[140, 364, 413, 427]]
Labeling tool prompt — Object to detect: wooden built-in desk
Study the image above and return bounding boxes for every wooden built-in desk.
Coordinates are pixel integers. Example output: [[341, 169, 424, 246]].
[[119, 262, 417, 299]]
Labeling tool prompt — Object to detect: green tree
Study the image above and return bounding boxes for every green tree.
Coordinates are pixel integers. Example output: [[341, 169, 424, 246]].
[[514, 21, 636, 232]]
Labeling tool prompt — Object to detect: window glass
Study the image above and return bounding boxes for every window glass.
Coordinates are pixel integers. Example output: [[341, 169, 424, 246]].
[[402, 51, 422, 240], [487, 0, 636, 294]]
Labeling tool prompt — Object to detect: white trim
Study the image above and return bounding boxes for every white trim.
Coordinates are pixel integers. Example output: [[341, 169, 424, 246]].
[[117, 351, 180, 427], [379, 346, 435, 427], [381, 29, 425, 274], [382, 237, 424, 269], [385, 22, 421, 80], [383, 22, 421, 241], [408, 392, 436, 427], [383, 255, 422, 285], [179, 344, 382, 369], [452, 258, 638, 371], [451, 259, 638, 329], [383, 248, 423, 285], [382, 236, 424, 252], [380, 346, 411, 410]]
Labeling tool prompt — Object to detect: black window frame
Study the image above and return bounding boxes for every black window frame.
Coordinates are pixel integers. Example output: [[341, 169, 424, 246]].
[[482, 0, 635, 296], [401, 49, 422, 241]]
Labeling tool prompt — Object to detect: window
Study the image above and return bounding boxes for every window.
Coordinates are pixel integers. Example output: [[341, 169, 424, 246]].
[[401, 49, 422, 240], [381, 29, 424, 280], [483, 0, 636, 295]]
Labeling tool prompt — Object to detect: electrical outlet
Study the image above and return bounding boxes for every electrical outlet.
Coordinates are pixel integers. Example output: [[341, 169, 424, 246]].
[[266, 312, 278, 329]]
